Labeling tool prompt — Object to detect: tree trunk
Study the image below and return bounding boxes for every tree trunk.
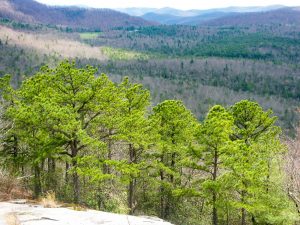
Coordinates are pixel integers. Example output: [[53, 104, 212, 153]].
[[241, 188, 246, 225], [241, 207, 246, 225], [71, 140, 80, 204], [65, 162, 70, 183], [128, 143, 136, 215], [128, 180, 135, 215], [47, 158, 56, 191], [213, 193, 218, 225], [72, 169, 79, 204], [160, 155, 165, 219], [12, 134, 18, 173], [104, 129, 113, 174], [212, 149, 218, 225], [164, 152, 176, 219], [34, 165, 41, 199], [164, 195, 170, 219]]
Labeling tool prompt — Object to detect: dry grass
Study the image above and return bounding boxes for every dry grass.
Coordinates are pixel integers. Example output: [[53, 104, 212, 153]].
[[62, 203, 87, 211], [71, 205, 87, 211], [5, 213, 20, 225], [40, 191, 58, 208], [0, 26, 108, 60]]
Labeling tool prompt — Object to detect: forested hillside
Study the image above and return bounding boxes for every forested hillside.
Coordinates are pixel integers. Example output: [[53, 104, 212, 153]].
[[0, 18, 299, 134], [0, 0, 154, 30]]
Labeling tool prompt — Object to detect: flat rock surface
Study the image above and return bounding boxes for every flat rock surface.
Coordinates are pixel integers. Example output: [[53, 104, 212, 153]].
[[0, 201, 174, 225]]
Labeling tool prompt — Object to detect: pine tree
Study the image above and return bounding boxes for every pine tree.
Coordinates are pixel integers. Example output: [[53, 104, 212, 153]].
[[150, 100, 199, 219], [227, 100, 296, 224], [1, 61, 121, 202], [196, 105, 234, 225], [117, 77, 152, 214]]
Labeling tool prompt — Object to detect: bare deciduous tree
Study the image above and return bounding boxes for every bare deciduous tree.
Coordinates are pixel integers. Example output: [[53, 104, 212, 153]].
[[286, 111, 300, 215]]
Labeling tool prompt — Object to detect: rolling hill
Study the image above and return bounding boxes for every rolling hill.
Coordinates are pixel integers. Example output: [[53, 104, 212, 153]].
[[0, 0, 154, 30], [203, 7, 300, 26]]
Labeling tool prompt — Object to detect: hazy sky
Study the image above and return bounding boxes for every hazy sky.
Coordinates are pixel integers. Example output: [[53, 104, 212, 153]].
[[35, 0, 299, 10]]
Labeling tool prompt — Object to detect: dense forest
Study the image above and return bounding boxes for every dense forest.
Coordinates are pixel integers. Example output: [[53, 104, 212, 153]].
[[0, 20, 299, 135], [0, 61, 299, 225]]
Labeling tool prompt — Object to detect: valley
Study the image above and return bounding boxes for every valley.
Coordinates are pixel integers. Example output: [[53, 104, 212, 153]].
[[0, 3, 299, 134]]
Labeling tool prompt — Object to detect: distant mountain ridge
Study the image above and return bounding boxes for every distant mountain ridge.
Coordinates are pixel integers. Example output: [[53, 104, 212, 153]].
[[0, 1, 299, 29], [0, 0, 155, 30], [141, 11, 240, 25], [118, 5, 286, 17], [203, 7, 300, 26], [118, 5, 291, 25]]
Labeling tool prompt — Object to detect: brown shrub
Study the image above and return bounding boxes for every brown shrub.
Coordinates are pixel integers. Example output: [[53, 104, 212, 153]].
[[0, 170, 31, 201]]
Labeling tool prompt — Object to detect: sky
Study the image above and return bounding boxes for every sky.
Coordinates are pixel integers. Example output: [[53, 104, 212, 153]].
[[35, 0, 299, 10]]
